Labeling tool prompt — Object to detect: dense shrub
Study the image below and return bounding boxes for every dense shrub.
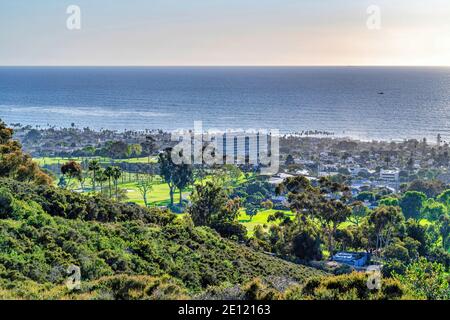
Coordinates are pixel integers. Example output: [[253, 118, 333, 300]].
[[0, 189, 324, 298], [296, 272, 406, 300], [0, 178, 175, 225]]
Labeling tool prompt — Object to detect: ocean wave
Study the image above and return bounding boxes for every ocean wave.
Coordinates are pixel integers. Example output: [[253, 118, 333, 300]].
[[0, 105, 173, 118]]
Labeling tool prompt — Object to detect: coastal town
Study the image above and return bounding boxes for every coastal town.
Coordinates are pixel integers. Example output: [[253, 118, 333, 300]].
[[13, 123, 450, 198]]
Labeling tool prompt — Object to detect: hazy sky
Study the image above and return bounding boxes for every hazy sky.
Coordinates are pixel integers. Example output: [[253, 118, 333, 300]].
[[1, 0, 450, 66]]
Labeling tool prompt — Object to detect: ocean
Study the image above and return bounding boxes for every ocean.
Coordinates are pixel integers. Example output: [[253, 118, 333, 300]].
[[1, 66, 450, 142]]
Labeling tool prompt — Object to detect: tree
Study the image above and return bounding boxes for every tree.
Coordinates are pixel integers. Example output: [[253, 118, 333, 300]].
[[189, 181, 229, 226], [128, 144, 142, 158], [224, 165, 243, 187], [422, 199, 447, 221], [159, 148, 194, 207], [285, 154, 295, 166], [96, 168, 108, 194], [279, 176, 352, 257], [437, 189, 450, 208], [348, 201, 368, 226], [174, 163, 194, 206], [158, 149, 178, 206], [107, 141, 129, 158], [335, 228, 355, 252], [88, 159, 101, 192], [290, 217, 323, 260], [57, 176, 67, 189], [193, 167, 207, 182], [378, 197, 400, 207], [111, 167, 122, 200], [356, 191, 376, 202], [383, 241, 411, 266], [0, 120, 52, 185], [399, 191, 426, 221], [261, 199, 273, 210], [23, 129, 42, 143], [439, 214, 450, 250], [78, 170, 88, 191], [141, 135, 157, 156], [245, 203, 258, 221], [60, 161, 82, 190], [395, 258, 450, 300], [0, 187, 14, 218], [407, 179, 445, 198], [104, 166, 115, 198], [189, 181, 246, 240], [405, 219, 429, 257], [368, 206, 404, 252], [135, 176, 154, 207], [223, 197, 241, 222]]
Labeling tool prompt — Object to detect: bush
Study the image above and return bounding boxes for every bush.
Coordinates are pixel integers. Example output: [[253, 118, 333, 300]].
[[300, 272, 406, 300], [0, 178, 175, 225], [0, 187, 14, 218], [211, 221, 247, 242]]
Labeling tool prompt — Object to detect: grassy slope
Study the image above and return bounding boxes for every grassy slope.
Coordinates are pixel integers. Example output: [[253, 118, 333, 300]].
[[0, 203, 324, 299]]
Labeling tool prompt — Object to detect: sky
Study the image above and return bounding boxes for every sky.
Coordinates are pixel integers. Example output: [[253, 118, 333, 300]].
[[1, 0, 450, 66]]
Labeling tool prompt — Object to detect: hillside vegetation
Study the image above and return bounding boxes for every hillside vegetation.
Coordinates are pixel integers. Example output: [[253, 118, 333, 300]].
[[0, 178, 325, 299], [0, 120, 440, 300]]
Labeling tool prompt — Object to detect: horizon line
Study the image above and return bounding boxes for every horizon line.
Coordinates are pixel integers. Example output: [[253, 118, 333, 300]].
[[1, 65, 450, 68]]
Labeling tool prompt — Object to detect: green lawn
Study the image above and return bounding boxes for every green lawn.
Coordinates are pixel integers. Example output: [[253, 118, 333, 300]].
[[110, 156, 158, 164], [36, 156, 290, 236], [35, 156, 157, 166], [238, 209, 294, 236], [119, 180, 191, 207]]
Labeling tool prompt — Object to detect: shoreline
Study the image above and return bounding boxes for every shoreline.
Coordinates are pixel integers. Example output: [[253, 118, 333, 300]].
[[8, 120, 444, 146]]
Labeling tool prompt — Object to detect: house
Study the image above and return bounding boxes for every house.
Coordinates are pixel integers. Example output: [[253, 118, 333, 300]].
[[332, 252, 369, 267], [379, 169, 399, 183], [268, 173, 294, 185], [271, 195, 289, 207], [318, 171, 338, 177], [295, 169, 310, 176], [437, 173, 450, 184]]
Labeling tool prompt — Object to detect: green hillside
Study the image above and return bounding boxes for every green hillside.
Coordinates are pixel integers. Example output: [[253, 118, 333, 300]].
[[0, 178, 324, 299]]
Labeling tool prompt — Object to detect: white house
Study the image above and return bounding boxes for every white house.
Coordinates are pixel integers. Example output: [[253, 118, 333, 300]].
[[379, 169, 399, 183]]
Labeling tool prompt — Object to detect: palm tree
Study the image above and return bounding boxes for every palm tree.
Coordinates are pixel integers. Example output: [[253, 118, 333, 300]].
[[111, 167, 122, 200], [96, 168, 108, 195], [104, 166, 115, 198], [88, 159, 101, 192]]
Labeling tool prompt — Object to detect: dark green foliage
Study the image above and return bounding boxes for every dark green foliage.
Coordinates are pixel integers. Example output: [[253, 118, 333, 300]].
[[0, 178, 175, 225], [356, 191, 376, 202], [407, 179, 445, 199], [291, 227, 323, 261], [189, 181, 230, 226], [189, 181, 246, 240], [0, 179, 324, 298], [439, 215, 450, 251], [211, 221, 247, 242], [158, 148, 194, 208], [395, 258, 450, 300], [0, 187, 14, 218], [399, 191, 426, 221], [297, 272, 406, 300], [279, 176, 352, 257], [232, 180, 274, 208]]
